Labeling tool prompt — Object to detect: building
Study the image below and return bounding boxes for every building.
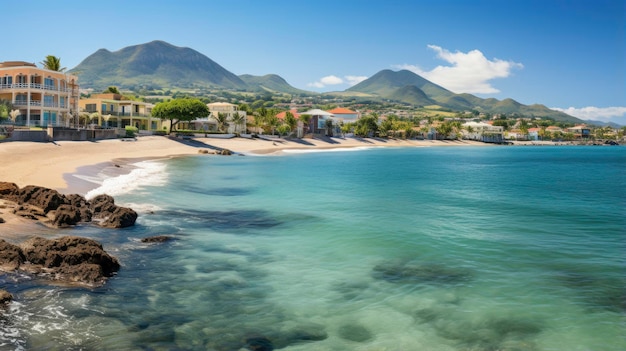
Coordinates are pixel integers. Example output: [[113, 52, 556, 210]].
[[327, 107, 359, 123], [78, 93, 159, 130], [462, 121, 504, 143], [191, 102, 246, 134], [0, 61, 79, 127], [566, 125, 591, 139]]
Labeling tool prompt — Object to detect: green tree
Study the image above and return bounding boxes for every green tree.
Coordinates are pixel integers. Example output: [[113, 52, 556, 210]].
[[214, 112, 230, 133], [284, 111, 297, 132], [152, 98, 209, 134], [299, 114, 312, 136], [436, 121, 453, 139], [276, 124, 291, 137], [104, 86, 121, 94], [231, 113, 245, 134], [340, 122, 352, 137], [40, 55, 66, 72], [324, 118, 334, 137]]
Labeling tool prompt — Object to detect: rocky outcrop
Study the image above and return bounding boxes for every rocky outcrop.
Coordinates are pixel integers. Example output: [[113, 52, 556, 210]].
[[0, 290, 12, 306], [89, 194, 138, 228], [0, 182, 136, 228], [0, 236, 120, 287], [0, 240, 25, 271]]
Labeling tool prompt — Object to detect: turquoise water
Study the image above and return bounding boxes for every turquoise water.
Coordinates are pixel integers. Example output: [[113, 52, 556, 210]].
[[1, 145, 625, 350]]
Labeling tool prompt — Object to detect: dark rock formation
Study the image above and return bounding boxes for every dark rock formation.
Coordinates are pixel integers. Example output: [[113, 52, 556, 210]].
[[51, 204, 82, 227], [0, 182, 136, 228], [0, 239, 25, 270], [0, 182, 18, 196], [0, 290, 12, 305], [17, 236, 120, 286], [0, 217, 4, 223], [90, 194, 138, 228], [141, 235, 174, 243], [220, 149, 232, 155]]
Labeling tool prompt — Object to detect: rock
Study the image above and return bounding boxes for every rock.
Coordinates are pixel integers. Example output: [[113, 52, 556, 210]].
[[66, 193, 92, 222], [90, 194, 138, 228], [0, 290, 12, 305], [0, 217, 4, 224], [338, 324, 373, 342], [372, 261, 471, 285], [0, 182, 18, 196], [220, 149, 232, 155], [245, 336, 274, 351], [198, 149, 209, 154], [19, 236, 120, 286], [51, 204, 83, 227], [0, 239, 25, 271], [89, 194, 117, 216], [99, 206, 138, 228], [141, 235, 174, 243], [14, 185, 68, 213]]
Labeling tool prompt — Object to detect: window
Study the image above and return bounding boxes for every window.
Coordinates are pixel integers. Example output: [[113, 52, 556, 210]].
[[44, 77, 54, 89], [102, 104, 107, 112], [86, 104, 96, 112]]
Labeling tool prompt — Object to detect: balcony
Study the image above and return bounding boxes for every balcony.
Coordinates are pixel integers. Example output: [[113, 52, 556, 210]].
[[0, 83, 73, 93]]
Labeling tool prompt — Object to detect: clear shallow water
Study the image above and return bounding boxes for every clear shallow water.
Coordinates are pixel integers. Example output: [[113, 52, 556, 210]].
[[1, 146, 625, 350]]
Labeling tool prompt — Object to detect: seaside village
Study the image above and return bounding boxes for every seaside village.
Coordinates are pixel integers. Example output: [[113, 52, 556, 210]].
[[0, 60, 623, 144]]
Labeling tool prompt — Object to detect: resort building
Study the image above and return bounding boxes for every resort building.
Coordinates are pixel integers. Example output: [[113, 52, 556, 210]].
[[190, 102, 246, 134], [0, 61, 79, 127], [299, 108, 336, 135], [462, 121, 504, 143], [566, 125, 591, 139], [327, 107, 359, 123], [78, 93, 160, 130]]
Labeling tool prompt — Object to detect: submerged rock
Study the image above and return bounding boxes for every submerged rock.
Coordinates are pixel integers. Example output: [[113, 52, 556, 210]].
[[338, 324, 373, 342], [372, 261, 471, 285], [141, 235, 174, 243]]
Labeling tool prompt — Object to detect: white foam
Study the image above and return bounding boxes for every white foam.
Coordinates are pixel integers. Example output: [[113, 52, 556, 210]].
[[85, 160, 168, 200]]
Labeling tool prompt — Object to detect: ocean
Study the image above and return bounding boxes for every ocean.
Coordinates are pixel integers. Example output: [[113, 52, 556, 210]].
[[1, 145, 624, 351]]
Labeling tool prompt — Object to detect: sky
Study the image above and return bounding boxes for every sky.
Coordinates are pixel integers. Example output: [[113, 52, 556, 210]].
[[3, 0, 624, 124]]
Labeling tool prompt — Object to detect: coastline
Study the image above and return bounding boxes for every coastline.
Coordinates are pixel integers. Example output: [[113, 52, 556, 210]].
[[0, 135, 491, 194]]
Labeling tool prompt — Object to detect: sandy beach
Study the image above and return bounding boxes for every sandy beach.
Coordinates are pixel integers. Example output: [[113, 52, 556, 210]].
[[0, 135, 489, 193]]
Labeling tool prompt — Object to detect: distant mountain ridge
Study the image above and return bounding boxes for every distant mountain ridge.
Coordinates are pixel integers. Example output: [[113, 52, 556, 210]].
[[70, 40, 581, 123], [344, 69, 582, 123]]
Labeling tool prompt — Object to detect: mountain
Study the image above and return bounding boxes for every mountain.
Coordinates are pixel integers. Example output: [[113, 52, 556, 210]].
[[346, 69, 583, 123], [239, 74, 312, 95], [347, 69, 454, 99], [70, 40, 248, 90]]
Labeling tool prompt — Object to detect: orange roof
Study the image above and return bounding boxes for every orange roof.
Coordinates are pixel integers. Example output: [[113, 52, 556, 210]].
[[528, 127, 541, 132], [276, 109, 299, 120], [328, 107, 356, 114]]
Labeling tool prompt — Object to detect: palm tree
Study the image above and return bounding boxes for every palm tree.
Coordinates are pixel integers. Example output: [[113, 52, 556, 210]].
[[214, 112, 230, 133], [299, 114, 312, 137], [231, 113, 245, 134], [40, 55, 66, 72]]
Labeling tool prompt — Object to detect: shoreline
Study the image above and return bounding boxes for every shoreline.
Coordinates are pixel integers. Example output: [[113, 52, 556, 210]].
[[0, 136, 492, 195]]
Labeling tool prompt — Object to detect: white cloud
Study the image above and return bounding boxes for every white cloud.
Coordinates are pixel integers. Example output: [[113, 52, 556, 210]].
[[345, 75, 368, 86], [307, 74, 368, 88], [307, 75, 344, 88], [551, 106, 626, 124], [394, 45, 523, 94]]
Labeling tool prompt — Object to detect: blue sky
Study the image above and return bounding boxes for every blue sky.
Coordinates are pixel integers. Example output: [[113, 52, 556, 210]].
[[3, 0, 624, 124]]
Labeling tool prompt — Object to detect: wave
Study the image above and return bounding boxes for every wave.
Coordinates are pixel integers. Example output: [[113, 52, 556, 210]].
[[84, 160, 168, 200]]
